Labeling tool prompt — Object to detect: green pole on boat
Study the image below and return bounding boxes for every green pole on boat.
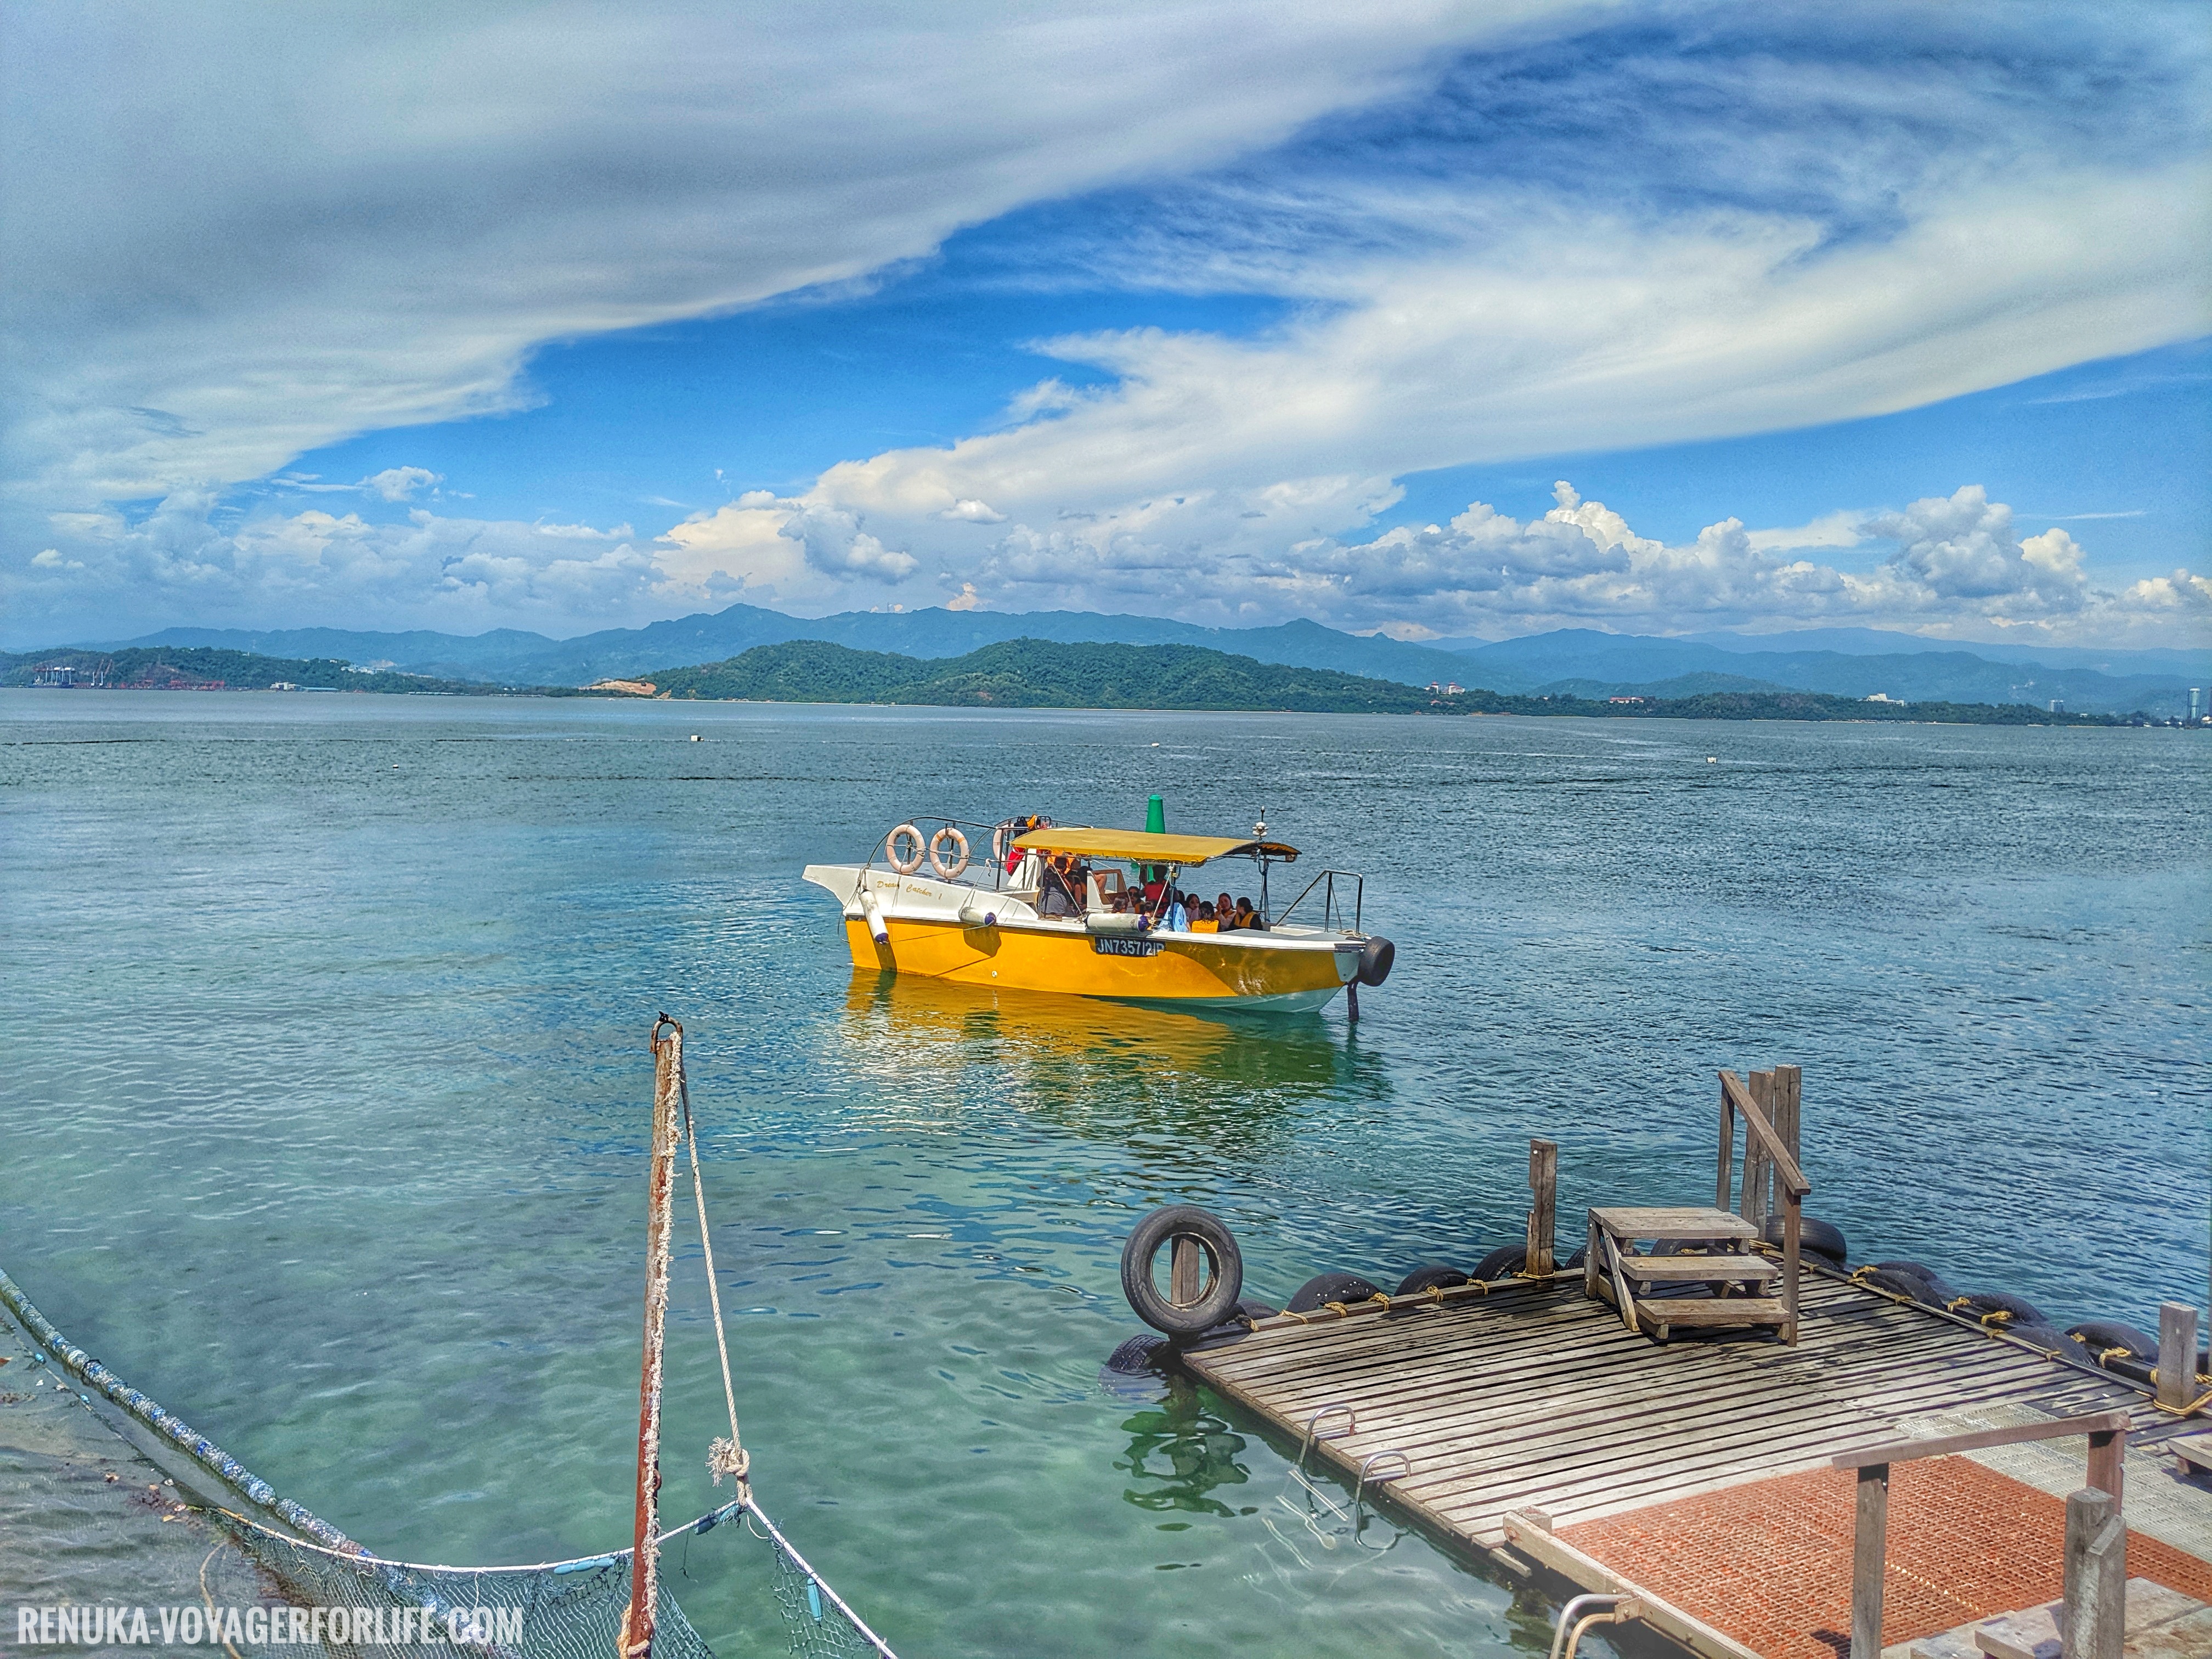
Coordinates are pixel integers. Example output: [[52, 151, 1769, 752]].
[[1143, 794, 1165, 883]]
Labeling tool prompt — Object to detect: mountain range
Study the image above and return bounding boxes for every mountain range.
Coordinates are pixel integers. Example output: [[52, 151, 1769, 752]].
[[76, 603, 2207, 716]]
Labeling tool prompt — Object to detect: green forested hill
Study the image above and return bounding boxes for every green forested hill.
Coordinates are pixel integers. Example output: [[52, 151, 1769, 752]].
[[637, 637, 2121, 724], [0, 645, 548, 695]]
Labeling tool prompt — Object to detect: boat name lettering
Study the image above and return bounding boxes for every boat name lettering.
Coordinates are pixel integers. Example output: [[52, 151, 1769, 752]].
[[1092, 937, 1163, 957]]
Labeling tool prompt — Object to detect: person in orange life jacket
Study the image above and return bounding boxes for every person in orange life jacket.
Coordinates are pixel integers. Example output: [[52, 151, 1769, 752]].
[[1189, 901, 1220, 933]]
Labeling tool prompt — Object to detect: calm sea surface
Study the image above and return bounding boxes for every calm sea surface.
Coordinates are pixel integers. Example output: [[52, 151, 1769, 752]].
[[2, 691, 2205, 1656]]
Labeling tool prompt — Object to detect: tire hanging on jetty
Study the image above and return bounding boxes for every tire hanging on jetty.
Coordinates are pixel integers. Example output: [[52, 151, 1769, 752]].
[[1121, 1207, 1244, 1337], [1284, 1272, 1384, 1314]]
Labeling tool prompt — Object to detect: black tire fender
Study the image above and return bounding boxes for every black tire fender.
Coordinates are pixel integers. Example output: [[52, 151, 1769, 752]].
[[1952, 1291, 2049, 1330], [1760, 1215, 1847, 1265], [1469, 1244, 1527, 1282], [1284, 1272, 1384, 1314], [1120, 1206, 1244, 1337], [1395, 1264, 1470, 1296], [2066, 1320, 2158, 1364], [1356, 937, 1396, 986]]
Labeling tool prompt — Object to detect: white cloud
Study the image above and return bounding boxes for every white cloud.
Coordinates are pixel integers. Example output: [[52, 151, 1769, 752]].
[[2, 2, 1559, 506], [5, 479, 2202, 650], [938, 499, 1007, 523], [363, 466, 441, 502]]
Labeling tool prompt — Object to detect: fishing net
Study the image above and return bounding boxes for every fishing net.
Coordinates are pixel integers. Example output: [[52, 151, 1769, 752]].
[[208, 1497, 893, 1659]]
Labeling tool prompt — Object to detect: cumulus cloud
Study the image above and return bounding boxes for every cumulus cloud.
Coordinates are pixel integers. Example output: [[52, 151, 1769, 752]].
[[363, 466, 441, 502]]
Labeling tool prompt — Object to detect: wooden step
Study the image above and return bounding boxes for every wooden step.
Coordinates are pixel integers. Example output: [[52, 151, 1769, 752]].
[[1589, 1205, 1757, 1243], [1626, 1257, 1778, 1282], [1641, 1297, 1787, 1327]]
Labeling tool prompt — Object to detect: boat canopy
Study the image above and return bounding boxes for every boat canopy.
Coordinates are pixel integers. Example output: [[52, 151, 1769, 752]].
[[1009, 827, 1299, 866]]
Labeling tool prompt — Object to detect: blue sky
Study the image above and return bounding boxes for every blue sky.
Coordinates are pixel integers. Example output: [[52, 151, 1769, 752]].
[[4, 2, 2207, 647]]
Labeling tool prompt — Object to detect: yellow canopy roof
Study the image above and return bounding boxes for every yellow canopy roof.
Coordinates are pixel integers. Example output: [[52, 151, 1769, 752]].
[[1009, 827, 1299, 865]]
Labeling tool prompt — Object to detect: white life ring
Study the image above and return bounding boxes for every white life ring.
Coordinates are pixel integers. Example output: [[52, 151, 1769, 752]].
[[887, 823, 926, 874], [929, 825, 971, 881], [991, 822, 1011, 868]]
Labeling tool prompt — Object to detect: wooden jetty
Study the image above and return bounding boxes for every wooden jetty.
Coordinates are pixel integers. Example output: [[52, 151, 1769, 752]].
[[1166, 1069, 2211, 1659]]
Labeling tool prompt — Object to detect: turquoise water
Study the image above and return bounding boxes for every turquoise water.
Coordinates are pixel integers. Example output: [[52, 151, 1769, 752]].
[[2, 691, 2205, 1656]]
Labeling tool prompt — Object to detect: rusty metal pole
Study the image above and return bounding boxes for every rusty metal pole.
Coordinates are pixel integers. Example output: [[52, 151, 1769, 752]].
[[621, 1016, 685, 1659]]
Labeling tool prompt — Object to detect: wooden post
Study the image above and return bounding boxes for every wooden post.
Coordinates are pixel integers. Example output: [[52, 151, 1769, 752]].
[[1584, 1213, 1601, 1302], [1782, 1187, 1802, 1345], [1743, 1070, 1774, 1228], [1715, 1079, 1736, 1211], [1525, 1139, 1558, 1276], [2086, 1426, 2125, 1506], [1848, 1463, 1889, 1659], [1170, 1234, 1202, 1310], [1774, 1063, 1802, 1170], [623, 1018, 686, 1659], [2062, 1487, 2126, 1659], [2159, 1301, 2200, 1412]]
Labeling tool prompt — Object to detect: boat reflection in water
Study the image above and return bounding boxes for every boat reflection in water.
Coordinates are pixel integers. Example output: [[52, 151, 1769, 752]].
[[834, 972, 1388, 1156]]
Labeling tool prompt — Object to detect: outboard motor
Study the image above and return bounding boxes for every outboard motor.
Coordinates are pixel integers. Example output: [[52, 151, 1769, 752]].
[[1357, 936, 1396, 986]]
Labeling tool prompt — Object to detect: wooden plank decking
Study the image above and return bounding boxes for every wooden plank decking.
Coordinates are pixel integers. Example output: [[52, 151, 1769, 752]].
[[1178, 1268, 2154, 1556]]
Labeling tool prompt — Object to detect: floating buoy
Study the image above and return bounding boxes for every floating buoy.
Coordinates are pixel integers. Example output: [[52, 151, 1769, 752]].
[[1706, 756, 1717, 764], [690, 735, 701, 742]]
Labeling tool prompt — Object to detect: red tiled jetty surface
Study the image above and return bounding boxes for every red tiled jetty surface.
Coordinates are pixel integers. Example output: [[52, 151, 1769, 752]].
[[1557, 1457, 2212, 1659]]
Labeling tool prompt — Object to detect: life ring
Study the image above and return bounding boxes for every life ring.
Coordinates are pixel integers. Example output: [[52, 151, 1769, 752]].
[[991, 822, 1011, 869], [929, 826, 970, 880], [887, 823, 926, 874]]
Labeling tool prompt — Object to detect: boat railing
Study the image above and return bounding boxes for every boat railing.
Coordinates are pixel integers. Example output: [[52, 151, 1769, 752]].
[[860, 816, 1021, 889], [1268, 868, 1364, 935]]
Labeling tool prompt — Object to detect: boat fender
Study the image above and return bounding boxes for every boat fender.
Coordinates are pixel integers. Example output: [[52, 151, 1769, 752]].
[[2010, 1324, 2098, 1366], [1356, 937, 1396, 986], [1948, 1290, 2049, 1330], [1855, 1266, 1950, 1305], [1563, 1246, 1586, 1271], [859, 895, 890, 945], [1085, 912, 1146, 935], [1395, 1265, 1470, 1296], [1120, 1207, 1244, 1338], [1857, 1261, 1957, 1305], [1760, 1215, 1848, 1266], [1469, 1244, 1527, 1282], [887, 823, 926, 874], [929, 826, 970, 881], [1098, 1335, 1171, 1402], [958, 893, 997, 929], [2064, 1319, 2160, 1378], [1284, 1272, 1385, 1314]]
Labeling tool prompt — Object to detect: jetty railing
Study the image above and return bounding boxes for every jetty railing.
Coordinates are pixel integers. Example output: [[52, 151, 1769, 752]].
[[1716, 1068, 1809, 1342], [1831, 1407, 2129, 1659]]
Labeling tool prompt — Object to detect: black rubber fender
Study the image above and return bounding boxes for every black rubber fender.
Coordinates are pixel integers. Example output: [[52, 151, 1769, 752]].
[[1469, 1244, 1527, 1282], [1863, 1262, 1959, 1305], [1098, 1334, 1171, 1402], [2066, 1320, 2159, 1365], [1395, 1264, 1470, 1296], [1951, 1291, 2049, 1330], [1760, 1215, 1847, 1266], [1120, 1206, 1244, 1336], [1356, 937, 1396, 986], [1858, 1267, 1944, 1304], [1562, 1246, 1586, 1271], [1284, 1272, 1385, 1314], [2005, 1324, 2092, 1364]]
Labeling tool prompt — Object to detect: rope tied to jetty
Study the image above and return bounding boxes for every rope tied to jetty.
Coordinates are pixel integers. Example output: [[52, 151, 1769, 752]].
[[669, 1018, 750, 1502]]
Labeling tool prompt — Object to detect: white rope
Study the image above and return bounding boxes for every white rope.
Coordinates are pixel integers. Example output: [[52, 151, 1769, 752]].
[[676, 1058, 748, 1500]]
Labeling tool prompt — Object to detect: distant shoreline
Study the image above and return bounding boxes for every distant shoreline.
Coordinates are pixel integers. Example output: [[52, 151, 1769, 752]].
[[4, 637, 2194, 728]]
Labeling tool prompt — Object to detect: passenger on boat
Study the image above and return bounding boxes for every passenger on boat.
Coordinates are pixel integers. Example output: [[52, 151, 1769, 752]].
[[1233, 896, 1262, 930], [1041, 854, 1086, 918], [1190, 901, 1220, 933], [1166, 890, 1190, 931], [1215, 891, 1235, 929]]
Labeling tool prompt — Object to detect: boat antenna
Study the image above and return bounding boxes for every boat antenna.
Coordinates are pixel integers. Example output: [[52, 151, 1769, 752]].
[[1252, 806, 1267, 838]]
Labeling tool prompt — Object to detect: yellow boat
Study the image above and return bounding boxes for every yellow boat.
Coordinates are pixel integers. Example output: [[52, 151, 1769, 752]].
[[803, 817, 1395, 1013]]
